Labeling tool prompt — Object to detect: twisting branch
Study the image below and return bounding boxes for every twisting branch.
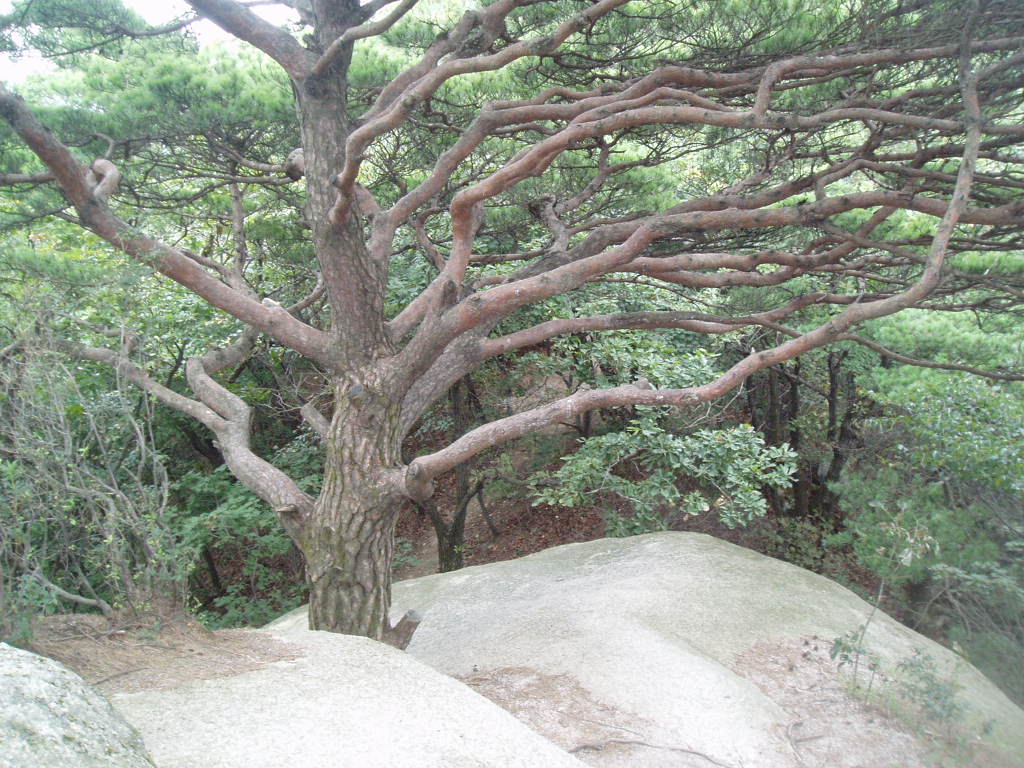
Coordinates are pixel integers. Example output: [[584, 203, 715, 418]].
[[413, 207, 446, 271], [56, 329, 315, 532], [206, 137, 298, 177], [479, 296, 829, 358], [0, 171, 56, 185], [312, 0, 420, 78], [0, 84, 330, 364], [332, 0, 631, 223], [400, 23, 989, 494], [30, 15, 199, 59], [29, 569, 114, 618], [286, 274, 327, 315], [383, 31, 1021, 354], [55, 341, 224, 429], [838, 334, 1024, 381]]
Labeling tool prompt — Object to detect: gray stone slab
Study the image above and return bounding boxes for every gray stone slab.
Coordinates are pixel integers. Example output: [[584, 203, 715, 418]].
[[112, 629, 584, 768], [271, 532, 1024, 768]]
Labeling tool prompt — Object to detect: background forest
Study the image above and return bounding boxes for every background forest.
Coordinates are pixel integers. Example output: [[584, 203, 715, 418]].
[[1, 0, 1022, 708]]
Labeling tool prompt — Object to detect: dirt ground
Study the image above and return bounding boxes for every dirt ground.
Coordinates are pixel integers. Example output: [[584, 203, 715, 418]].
[[25, 485, 604, 698], [393, 493, 606, 580], [26, 612, 300, 697]]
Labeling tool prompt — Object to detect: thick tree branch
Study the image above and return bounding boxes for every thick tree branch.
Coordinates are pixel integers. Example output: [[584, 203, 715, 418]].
[[0, 85, 330, 364], [184, 353, 314, 529], [399, 180, 1007, 385], [186, 0, 314, 78], [58, 341, 224, 430], [300, 400, 330, 438], [46, 326, 316, 533]]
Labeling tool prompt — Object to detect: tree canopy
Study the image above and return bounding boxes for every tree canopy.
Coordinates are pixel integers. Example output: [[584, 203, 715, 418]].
[[1, 0, 1022, 643]]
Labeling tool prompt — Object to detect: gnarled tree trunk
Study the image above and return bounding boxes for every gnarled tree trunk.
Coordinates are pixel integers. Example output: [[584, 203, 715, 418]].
[[301, 379, 405, 639]]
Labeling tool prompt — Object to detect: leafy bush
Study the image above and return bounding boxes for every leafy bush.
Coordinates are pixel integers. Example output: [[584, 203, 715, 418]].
[[172, 434, 322, 627], [198, 583, 306, 630], [392, 537, 419, 571], [1, 353, 188, 638], [757, 517, 833, 572], [532, 416, 796, 535], [896, 650, 967, 724]]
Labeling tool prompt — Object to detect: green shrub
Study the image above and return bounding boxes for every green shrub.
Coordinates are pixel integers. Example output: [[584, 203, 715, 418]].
[[896, 650, 967, 724], [532, 416, 796, 535]]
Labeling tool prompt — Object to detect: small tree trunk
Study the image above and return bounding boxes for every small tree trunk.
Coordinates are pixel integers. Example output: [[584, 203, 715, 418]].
[[821, 373, 859, 525], [201, 545, 224, 596], [475, 483, 500, 540], [417, 478, 471, 573], [766, 366, 782, 445], [746, 376, 761, 431], [788, 361, 812, 519], [421, 376, 477, 573], [436, 510, 467, 572]]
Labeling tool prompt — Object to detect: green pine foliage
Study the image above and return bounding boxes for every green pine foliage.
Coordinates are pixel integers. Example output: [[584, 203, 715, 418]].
[[831, 368, 1024, 704]]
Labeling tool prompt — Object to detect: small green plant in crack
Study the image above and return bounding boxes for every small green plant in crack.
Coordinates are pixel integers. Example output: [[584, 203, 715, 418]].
[[831, 511, 938, 699], [831, 631, 975, 764], [828, 510, 975, 750], [896, 649, 966, 725], [890, 650, 980, 768], [831, 623, 882, 699]]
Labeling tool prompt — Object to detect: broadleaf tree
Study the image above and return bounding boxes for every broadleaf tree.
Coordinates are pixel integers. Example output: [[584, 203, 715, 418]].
[[1, 0, 1022, 643]]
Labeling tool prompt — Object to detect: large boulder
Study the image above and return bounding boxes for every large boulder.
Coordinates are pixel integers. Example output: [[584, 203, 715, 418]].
[[0, 642, 155, 768], [111, 628, 585, 768], [272, 531, 1024, 768]]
